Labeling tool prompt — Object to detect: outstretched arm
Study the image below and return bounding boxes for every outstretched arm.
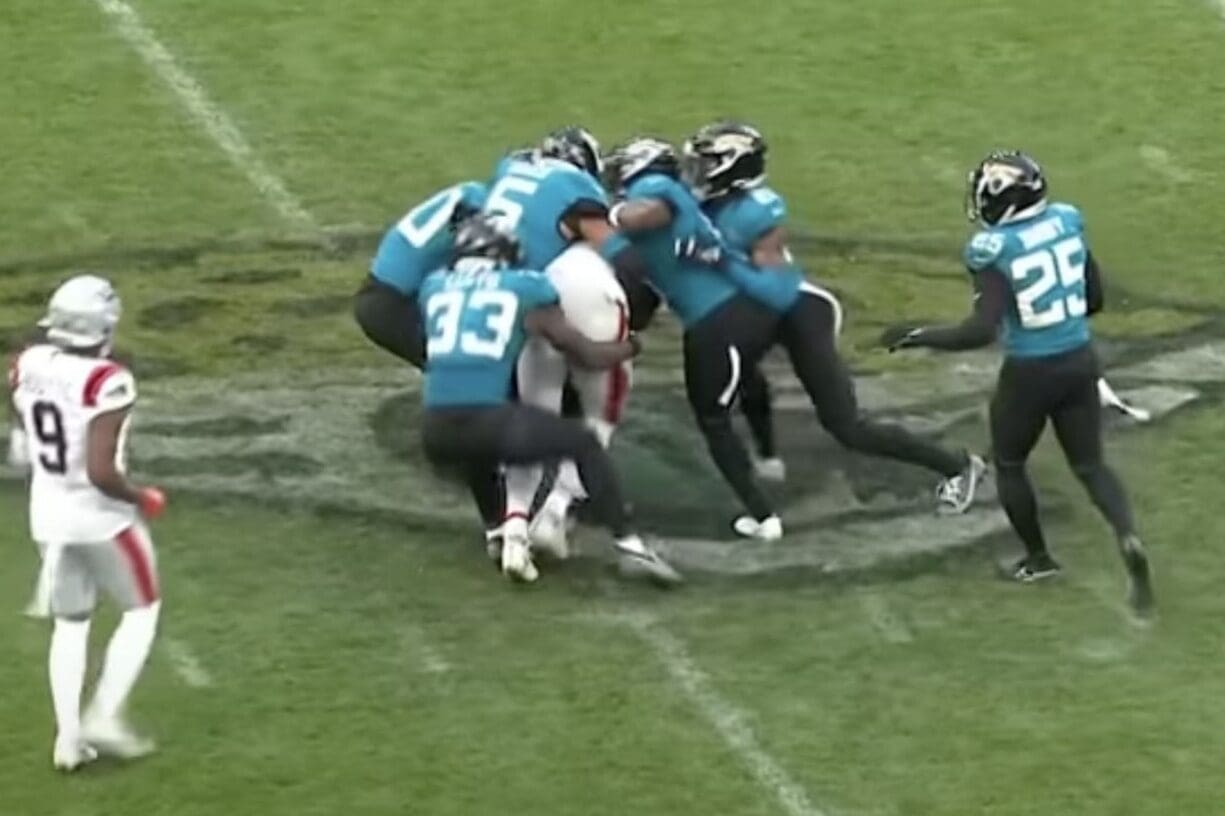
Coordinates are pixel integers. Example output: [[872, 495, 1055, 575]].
[[882, 269, 1009, 352], [524, 305, 640, 370]]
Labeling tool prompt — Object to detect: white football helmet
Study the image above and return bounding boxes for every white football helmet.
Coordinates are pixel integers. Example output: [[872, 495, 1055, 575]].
[[38, 275, 122, 353]]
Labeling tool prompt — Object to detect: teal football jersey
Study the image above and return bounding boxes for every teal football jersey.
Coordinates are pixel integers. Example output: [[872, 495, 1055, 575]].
[[964, 202, 1091, 358], [622, 173, 738, 327], [705, 186, 803, 313], [371, 182, 489, 296], [419, 265, 559, 407], [484, 156, 609, 270]]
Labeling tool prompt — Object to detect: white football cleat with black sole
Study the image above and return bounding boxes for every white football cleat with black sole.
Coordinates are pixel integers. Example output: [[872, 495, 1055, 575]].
[[937, 454, 988, 515]]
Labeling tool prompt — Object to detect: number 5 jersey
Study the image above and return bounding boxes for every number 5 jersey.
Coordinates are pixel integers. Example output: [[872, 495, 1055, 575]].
[[9, 346, 139, 543]]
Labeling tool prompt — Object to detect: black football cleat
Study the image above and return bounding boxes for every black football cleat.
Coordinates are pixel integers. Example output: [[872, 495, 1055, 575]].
[[1011, 553, 1062, 583], [1119, 535, 1155, 619]]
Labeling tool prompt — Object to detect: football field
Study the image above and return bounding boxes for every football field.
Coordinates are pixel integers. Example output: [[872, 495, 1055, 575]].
[[4, 1, 1225, 813]]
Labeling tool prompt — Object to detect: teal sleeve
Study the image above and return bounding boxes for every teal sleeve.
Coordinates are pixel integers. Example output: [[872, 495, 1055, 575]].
[[598, 232, 633, 261], [963, 230, 1006, 272]]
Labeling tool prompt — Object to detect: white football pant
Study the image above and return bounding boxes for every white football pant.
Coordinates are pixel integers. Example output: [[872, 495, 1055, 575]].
[[504, 243, 631, 524]]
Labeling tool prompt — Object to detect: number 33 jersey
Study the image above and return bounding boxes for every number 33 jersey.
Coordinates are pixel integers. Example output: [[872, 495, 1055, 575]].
[[9, 345, 139, 543], [419, 267, 559, 408], [964, 202, 1091, 359]]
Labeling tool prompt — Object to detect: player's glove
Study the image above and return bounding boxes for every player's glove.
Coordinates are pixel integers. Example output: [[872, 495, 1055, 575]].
[[138, 486, 167, 520], [880, 324, 926, 352], [674, 236, 723, 266]]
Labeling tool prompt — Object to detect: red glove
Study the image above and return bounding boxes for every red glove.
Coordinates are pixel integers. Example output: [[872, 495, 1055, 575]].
[[139, 487, 167, 520]]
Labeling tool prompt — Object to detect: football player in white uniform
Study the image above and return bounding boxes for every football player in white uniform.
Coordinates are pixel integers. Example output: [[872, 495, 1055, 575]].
[[503, 243, 632, 559], [9, 275, 167, 771]]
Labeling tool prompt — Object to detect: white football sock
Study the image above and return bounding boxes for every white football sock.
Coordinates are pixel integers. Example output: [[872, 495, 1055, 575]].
[[49, 618, 91, 740], [503, 464, 543, 520], [90, 602, 160, 721], [553, 461, 588, 504]]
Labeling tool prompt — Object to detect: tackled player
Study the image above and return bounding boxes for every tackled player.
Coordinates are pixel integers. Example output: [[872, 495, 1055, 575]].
[[418, 214, 680, 586]]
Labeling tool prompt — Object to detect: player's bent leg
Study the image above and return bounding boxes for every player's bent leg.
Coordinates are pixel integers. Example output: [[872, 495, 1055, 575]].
[[82, 526, 160, 759], [682, 322, 778, 538], [739, 366, 783, 481], [353, 276, 426, 368], [38, 544, 99, 771], [990, 366, 1059, 581], [534, 246, 633, 555], [495, 403, 680, 586], [422, 407, 515, 567], [781, 291, 982, 511], [1051, 357, 1153, 615]]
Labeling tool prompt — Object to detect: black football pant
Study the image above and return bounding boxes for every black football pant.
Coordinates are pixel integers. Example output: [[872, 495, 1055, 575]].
[[354, 276, 426, 369], [422, 404, 632, 538], [778, 289, 966, 477], [990, 344, 1136, 558], [683, 295, 781, 521]]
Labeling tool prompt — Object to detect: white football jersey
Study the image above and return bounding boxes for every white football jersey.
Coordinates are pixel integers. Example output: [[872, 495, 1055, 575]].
[[9, 345, 139, 543]]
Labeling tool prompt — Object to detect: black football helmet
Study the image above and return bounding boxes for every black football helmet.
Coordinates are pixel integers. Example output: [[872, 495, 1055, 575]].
[[451, 212, 522, 267], [681, 120, 767, 201], [538, 126, 603, 179], [603, 136, 680, 193], [966, 150, 1048, 225]]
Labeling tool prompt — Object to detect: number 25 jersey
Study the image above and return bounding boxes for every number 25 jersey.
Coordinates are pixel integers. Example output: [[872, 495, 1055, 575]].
[[9, 345, 140, 543], [964, 202, 1091, 359], [419, 266, 560, 408]]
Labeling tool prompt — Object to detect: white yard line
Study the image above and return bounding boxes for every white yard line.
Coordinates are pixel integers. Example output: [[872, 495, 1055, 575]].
[[163, 637, 213, 688], [858, 591, 914, 644], [609, 611, 829, 816], [1138, 145, 1193, 184], [91, 0, 322, 237], [1214, 0, 1225, 21]]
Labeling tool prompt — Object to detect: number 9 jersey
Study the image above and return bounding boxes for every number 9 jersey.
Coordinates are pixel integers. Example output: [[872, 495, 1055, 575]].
[[964, 201, 1091, 359], [419, 266, 560, 408], [9, 346, 140, 543]]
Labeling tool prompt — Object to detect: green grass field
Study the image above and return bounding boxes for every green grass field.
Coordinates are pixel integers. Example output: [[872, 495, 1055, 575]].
[[4, 1, 1225, 814]]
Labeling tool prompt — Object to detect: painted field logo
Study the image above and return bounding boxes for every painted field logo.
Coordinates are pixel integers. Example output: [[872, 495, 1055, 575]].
[[1, 229, 1218, 578], [121, 338, 1206, 578]]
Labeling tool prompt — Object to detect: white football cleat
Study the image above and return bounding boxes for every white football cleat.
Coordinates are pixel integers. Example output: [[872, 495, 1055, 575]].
[[53, 735, 98, 772], [614, 536, 683, 587], [81, 714, 156, 760], [732, 515, 783, 541], [754, 456, 787, 483], [936, 454, 987, 515], [500, 535, 539, 584], [529, 502, 570, 561]]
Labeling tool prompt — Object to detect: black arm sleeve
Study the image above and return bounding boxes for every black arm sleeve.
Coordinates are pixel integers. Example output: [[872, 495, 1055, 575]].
[[608, 244, 662, 331], [912, 268, 1009, 351], [1085, 251, 1104, 316]]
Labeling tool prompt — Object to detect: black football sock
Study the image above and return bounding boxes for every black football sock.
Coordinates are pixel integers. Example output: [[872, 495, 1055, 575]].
[[995, 462, 1048, 559], [1072, 463, 1136, 539]]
